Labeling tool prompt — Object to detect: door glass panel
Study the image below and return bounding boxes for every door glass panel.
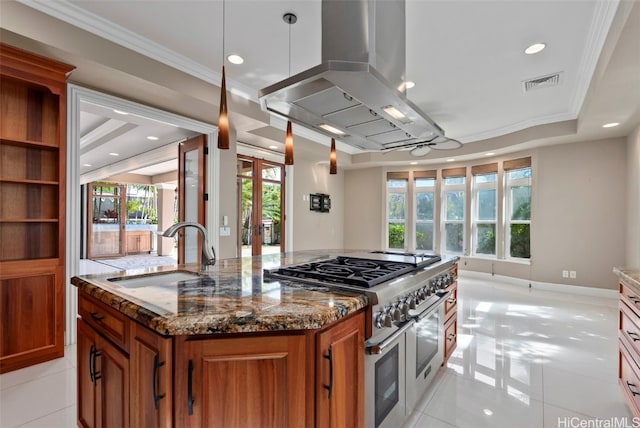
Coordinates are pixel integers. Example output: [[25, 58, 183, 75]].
[[237, 159, 253, 176], [90, 184, 123, 257], [239, 177, 253, 257], [415, 311, 440, 376], [261, 181, 281, 254], [184, 149, 198, 263]]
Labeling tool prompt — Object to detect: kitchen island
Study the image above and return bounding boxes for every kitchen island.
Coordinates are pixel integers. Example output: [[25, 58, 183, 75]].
[[72, 250, 369, 428]]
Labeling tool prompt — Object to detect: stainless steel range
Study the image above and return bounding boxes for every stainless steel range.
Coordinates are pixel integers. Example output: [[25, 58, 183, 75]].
[[264, 251, 458, 428]]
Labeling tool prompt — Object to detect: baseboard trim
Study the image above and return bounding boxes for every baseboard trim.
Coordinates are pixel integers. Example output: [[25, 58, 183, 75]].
[[458, 270, 617, 299]]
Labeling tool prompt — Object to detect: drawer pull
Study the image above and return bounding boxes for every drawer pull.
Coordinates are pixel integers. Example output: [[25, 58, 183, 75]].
[[90, 312, 105, 322], [447, 298, 457, 305], [627, 331, 640, 342], [628, 295, 640, 305], [627, 381, 640, 396], [447, 333, 456, 342]]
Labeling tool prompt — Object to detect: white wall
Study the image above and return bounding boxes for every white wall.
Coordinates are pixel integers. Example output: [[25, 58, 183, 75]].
[[533, 138, 627, 289], [344, 167, 383, 250], [290, 158, 345, 251], [628, 125, 640, 269]]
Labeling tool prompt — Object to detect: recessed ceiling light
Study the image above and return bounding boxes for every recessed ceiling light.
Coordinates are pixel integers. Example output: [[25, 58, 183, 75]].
[[113, 109, 129, 115], [483, 409, 494, 416], [446, 158, 455, 162], [109, 152, 119, 156], [405, 81, 415, 89], [410, 161, 418, 165], [147, 136, 159, 140], [83, 163, 92, 167], [269, 145, 278, 150], [602, 122, 619, 128], [485, 152, 495, 156], [227, 54, 244, 65], [524, 43, 546, 55], [318, 123, 346, 135]]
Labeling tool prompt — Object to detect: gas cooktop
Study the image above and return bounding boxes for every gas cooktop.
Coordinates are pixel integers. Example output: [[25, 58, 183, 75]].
[[265, 256, 419, 288]]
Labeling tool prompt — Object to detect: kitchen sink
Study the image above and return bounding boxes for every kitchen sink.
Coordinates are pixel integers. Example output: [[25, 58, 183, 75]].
[[107, 271, 204, 289]]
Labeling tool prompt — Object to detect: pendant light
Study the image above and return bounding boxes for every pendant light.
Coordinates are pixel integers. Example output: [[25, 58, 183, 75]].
[[329, 138, 337, 174], [283, 12, 297, 165], [217, 0, 230, 150]]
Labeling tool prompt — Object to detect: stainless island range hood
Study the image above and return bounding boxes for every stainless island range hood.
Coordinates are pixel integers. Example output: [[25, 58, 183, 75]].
[[259, 0, 455, 152]]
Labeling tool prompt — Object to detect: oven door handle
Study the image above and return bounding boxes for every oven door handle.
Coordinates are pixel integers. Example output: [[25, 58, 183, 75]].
[[412, 291, 450, 321], [367, 320, 415, 355]]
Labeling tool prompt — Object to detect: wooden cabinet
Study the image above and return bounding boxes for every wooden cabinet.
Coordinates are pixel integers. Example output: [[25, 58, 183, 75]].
[[174, 333, 307, 428], [316, 312, 364, 428], [618, 273, 640, 418], [126, 230, 152, 254], [77, 318, 130, 428], [76, 288, 365, 427], [0, 44, 74, 373], [131, 322, 172, 428], [442, 265, 458, 365]]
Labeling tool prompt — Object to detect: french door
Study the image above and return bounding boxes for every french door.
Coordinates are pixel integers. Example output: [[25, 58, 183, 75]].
[[237, 156, 285, 257], [87, 183, 126, 258], [178, 135, 207, 264]]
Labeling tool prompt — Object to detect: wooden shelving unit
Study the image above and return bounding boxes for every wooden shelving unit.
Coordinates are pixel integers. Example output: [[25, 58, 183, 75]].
[[0, 44, 74, 373]]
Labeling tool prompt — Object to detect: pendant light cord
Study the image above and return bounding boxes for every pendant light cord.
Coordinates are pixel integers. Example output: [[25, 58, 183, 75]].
[[288, 20, 291, 77], [222, 0, 225, 62]]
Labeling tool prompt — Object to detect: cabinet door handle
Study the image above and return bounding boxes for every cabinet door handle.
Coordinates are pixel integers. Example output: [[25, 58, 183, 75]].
[[93, 349, 102, 381], [627, 381, 640, 396], [89, 344, 96, 384], [187, 359, 194, 415], [153, 355, 166, 410], [448, 333, 456, 342], [323, 348, 333, 399], [628, 331, 640, 342], [90, 312, 105, 322]]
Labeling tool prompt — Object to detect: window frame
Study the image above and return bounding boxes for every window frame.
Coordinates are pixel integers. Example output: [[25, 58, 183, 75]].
[[505, 166, 532, 260], [414, 176, 436, 252], [386, 175, 408, 250], [441, 174, 466, 255], [471, 171, 498, 257]]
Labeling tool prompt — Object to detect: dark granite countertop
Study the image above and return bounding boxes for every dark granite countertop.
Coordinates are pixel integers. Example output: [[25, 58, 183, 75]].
[[72, 250, 369, 336]]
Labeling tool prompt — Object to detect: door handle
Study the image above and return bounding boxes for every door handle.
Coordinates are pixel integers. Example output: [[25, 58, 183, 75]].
[[89, 344, 95, 384], [323, 348, 333, 399], [187, 360, 194, 415], [153, 355, 166, 410]]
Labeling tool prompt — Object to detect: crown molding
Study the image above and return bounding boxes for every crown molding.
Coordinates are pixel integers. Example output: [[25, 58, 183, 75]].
[[18, 0, 259, 101], [569, 0, 620, 116]]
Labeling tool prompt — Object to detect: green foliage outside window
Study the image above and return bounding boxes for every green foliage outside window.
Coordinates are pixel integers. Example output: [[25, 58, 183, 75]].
[[388, 223, 405, 249]]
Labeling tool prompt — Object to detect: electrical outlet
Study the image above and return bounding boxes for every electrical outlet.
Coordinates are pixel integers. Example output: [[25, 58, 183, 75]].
[[562, 270, 569, 278], [570, 270, 576, 279]]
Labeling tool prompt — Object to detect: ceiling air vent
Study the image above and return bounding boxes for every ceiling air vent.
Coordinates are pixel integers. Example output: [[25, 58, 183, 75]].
[[523, 72, 562, 92]]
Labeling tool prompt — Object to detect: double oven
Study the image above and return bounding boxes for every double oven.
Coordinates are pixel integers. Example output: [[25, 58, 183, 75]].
[[263, 251, 457, 428], [365, 285, 447, 428]]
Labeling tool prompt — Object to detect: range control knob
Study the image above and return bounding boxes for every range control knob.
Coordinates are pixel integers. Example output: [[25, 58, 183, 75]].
[[398, 302, 409, 316], [390, 306, 402, 321], [406, 297, 417, 309], [375, 312, 393, 328]]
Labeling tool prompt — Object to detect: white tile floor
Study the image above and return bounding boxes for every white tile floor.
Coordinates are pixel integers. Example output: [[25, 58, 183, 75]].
[[403, 276, 633, 428], [0, 276, 633, 427]]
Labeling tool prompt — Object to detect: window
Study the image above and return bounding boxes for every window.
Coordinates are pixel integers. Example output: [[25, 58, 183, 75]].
[[442, 168, 466, 254], [387, 173, 408, 250], [505, 158, 531, 259], [414, 173, 436, 251], [472, 164, 498, 256]]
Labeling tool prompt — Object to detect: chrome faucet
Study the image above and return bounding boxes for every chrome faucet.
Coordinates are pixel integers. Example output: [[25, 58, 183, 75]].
[[162, 222, 216, 271]]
